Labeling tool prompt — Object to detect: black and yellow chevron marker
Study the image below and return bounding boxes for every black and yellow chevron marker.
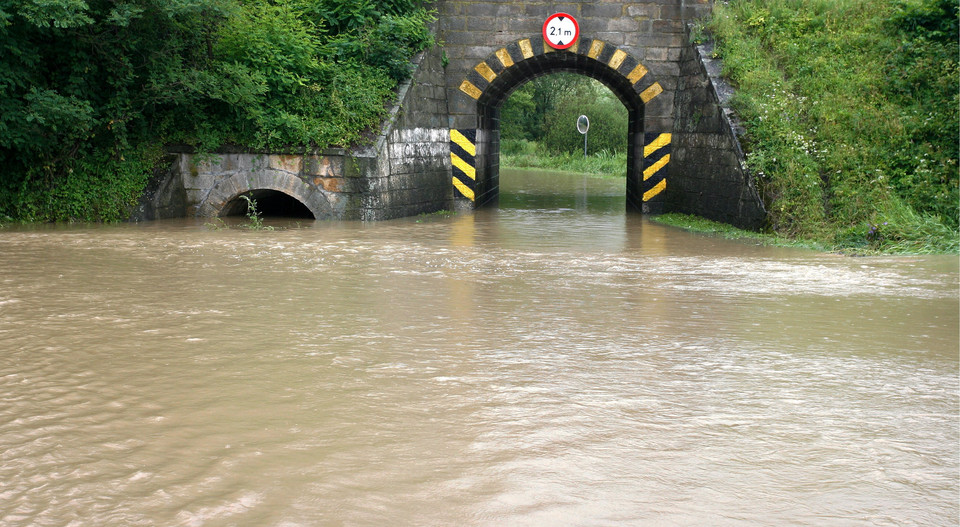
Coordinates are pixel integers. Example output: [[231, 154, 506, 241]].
[[642, 132, 671, 201], [459, 37, 662, 105], [450, 129, 477, 201]]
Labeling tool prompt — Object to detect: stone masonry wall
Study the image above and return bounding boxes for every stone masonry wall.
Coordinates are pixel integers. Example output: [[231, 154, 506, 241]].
[[361, 44, 453, 219], [439, 0, 714, 132], [669, 28, 765, 230]]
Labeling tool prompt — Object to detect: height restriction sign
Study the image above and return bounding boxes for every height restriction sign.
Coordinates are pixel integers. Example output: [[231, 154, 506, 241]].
[[542, 13, 579, 50]]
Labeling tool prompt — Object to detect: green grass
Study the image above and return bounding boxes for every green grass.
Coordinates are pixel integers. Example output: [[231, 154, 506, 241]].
[[501, 139, 626, 178], [415, 209, 457, 222], [652, 213, 831, 251], [655, 211, 958, 254], [708, 0, 958, 254]]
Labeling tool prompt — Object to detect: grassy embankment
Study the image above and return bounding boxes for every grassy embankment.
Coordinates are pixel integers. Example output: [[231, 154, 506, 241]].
[[705, 0, 958, 253]]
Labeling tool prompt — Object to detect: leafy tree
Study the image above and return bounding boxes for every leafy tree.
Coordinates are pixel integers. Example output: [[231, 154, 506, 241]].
[[501, 73, 628, 155], [0, 0, 435, 222]]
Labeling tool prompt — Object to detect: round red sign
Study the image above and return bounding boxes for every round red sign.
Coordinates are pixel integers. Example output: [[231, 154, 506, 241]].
[[542, 13, 579, 50]]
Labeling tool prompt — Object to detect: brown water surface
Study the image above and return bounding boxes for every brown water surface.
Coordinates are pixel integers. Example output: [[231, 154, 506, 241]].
[[1, 169, 957, 526]]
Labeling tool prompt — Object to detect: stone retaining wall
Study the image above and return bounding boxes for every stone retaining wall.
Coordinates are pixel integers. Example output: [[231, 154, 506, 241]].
[[669, 28, 766, 230]]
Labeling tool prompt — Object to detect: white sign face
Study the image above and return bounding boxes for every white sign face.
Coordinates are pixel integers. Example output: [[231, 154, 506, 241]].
[[542, 13, 579, 50], [577, 115, 590, 134]]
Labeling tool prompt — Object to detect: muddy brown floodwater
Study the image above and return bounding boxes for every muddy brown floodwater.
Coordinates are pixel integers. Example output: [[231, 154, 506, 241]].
[[1, 169, 957, 526]]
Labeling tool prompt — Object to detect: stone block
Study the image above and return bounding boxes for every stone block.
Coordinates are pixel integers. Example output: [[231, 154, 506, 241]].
[[627, 4, 659, 18], [303, 155, 343, 178], [582, 4, 623, 18], [183, 173, 220, 191], [185, 188, 207, 205], [645, 46, 669, 61], [591, 32, 626, 46], [607, 17, 641, 33]]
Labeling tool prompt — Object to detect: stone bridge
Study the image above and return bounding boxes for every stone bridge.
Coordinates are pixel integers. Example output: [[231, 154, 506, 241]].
[[136, 0, 766, 230]]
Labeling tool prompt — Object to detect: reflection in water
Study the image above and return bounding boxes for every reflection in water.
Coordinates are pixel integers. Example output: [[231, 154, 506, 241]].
[[0, 169, 957, 526]]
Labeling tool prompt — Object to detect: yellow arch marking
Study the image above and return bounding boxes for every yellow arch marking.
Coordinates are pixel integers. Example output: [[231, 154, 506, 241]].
[[627, 63, 649, 85], [588, 40, 604, 59], [643, 179, 666, 201], [451, 153, 476, 180], [640, 82, 663, 103], [519, 39, 534, 59], [474, 62, 497, 83], [459, 80, 482, 100], [608, 49, 627, 70], [496, 48, 514, 68], [453, 177, 475, 201], [643, 154, 670, 180]]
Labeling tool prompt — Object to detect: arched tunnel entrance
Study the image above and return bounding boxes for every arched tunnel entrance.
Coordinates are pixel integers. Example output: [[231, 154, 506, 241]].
[[496, 72, 630, 211], [220, 190, 316, 219], [453, 37, 670, 213]]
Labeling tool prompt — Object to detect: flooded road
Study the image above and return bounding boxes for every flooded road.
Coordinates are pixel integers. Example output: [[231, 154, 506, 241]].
[[1, 169, 957, 526]]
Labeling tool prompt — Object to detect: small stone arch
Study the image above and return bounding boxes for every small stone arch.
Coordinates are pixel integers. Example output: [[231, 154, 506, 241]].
[[197, 171, 333, 219], [451, 36, 671, 212]]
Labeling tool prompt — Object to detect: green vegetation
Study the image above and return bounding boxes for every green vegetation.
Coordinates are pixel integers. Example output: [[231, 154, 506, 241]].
[[654, 212, 956, 254], [653, 213, 832, 251], [239, 194, 273, 231], [500, 73, 629, 176], [0, 0, 434, 222], [414, 209, 456, 222], [501, 140, 627, 178], [709, 0, 958, 253]]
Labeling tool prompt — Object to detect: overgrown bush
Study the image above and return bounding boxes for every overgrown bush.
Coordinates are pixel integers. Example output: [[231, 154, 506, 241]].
[[0, 0, 435, 222]]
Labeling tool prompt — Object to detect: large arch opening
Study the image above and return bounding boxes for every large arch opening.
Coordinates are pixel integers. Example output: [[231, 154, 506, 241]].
[[497, 72, 630, 212], [453, 37, 670, 213], [219, 190, 316, 219]]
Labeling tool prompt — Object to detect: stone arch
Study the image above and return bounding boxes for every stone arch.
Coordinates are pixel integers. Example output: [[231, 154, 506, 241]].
[[451, 36, 672, 212], [197, 171, 333, 219]]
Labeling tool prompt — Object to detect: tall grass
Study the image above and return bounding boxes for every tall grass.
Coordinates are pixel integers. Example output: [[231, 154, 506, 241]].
[[500, 139, 627, 178], [709, 0, 958, 253]]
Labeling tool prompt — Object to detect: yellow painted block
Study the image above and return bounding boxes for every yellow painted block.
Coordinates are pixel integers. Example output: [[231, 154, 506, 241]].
[[643, 179, 666, 201], [588, 40, 604, 59], [474, 62, 497, 83], [453, 177, 475, 201], [627, 63, 649, 85], [496, 48, 514, 68], [608, 49, 627, 70], [459, 80, 482, 100], [450, 129, 476, 156], [519, 39, 534, 59], [451, 153, 476, 180], [640, 82, 663, 103]]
